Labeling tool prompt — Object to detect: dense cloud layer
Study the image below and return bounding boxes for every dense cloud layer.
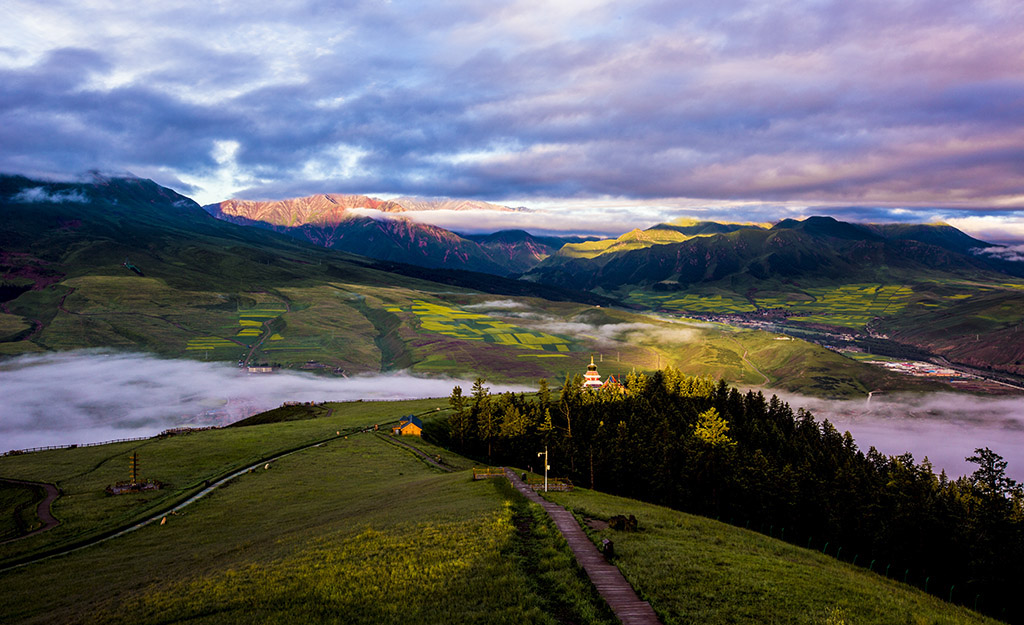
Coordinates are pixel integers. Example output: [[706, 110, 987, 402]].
[[0, 351, 528, 451], [2, 1, 1024, 235], [776, 391, 1024, 482]]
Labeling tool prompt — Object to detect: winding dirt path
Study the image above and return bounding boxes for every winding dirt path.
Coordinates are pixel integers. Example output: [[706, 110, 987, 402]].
[[504, 468, 663, 625], [729, 337, 770, 386], [0, 478, 61, 545]]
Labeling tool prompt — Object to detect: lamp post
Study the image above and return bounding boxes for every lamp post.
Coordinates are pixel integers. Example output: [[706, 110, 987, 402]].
[[537, 446, 549, 492]]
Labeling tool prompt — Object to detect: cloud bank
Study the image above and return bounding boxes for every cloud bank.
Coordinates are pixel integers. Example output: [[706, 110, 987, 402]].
[[776, 391, 1024, 482], [0, 351, 528, 451]]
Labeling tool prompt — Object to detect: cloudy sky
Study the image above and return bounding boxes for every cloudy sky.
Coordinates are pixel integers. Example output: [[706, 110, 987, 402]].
[[3, 1, 1024, 238]]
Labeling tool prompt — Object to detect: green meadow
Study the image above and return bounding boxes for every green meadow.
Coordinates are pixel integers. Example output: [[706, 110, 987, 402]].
[[0, 398, 444, 564], [1, 403, 1000, 624], [0, 406, 613, 625]]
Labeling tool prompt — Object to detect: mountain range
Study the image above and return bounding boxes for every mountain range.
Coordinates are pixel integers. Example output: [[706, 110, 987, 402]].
[[523, 215, 1018, 293], [3, 173, 1023, 384], [204, 194, 562, 275]]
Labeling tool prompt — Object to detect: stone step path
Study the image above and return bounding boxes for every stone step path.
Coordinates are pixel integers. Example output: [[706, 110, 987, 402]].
[[503, 468, 663, 625]]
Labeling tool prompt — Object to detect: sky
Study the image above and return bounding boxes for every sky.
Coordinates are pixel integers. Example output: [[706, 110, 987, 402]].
[[3, 1, 1024, 239]]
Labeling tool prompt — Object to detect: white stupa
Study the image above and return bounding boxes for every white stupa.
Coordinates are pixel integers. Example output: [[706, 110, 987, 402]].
[[582, 356, 603, 390]]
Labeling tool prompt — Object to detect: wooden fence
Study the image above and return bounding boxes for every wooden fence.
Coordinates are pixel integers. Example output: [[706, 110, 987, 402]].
[[4, 436, 152, 457]]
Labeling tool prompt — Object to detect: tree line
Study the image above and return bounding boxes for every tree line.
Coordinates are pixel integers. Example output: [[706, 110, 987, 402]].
[[440, 368, 1024, 622]]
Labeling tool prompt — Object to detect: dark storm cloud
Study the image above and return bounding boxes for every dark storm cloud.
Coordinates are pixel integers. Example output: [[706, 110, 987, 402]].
[[2, 0, 1024, 220]]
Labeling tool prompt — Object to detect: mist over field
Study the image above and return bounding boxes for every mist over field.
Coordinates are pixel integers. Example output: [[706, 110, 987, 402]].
[[778, 392, 1024, 482], [4, 351, 1022, 482], [0, 351, 529, 452]]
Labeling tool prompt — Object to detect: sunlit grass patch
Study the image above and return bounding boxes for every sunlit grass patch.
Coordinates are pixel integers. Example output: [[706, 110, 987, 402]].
[[627, 291, 755, 313], [185, 336, 236, 350]]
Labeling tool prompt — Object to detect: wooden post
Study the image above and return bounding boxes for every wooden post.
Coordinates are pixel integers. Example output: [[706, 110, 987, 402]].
[[129, 451, 139, 485]]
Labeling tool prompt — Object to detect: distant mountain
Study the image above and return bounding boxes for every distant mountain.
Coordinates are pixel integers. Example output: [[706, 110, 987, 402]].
[[205, 195, 520, 275], [543, 220, 764, 264], [523, 216, 1018, 293]]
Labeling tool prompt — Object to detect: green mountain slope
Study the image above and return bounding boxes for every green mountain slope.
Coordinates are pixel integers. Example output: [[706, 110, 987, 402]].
[[523, 216, 1024, 379], [0, 175, 627, 381]]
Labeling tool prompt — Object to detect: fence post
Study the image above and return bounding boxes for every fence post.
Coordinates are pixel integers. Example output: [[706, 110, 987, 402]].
[[869, 559, 875, 572], [852, 554, 858, 567], [836, 546, 843, 560], [948, 585, 954, 602], [780, 527, 785, 541], [904, 569, 910, 584], [974, 594, 980, 611], [885, 563, 891, 578], [925, 577, 930, 593], [822, 542, 829, 555], [807, 536, 813, 549]]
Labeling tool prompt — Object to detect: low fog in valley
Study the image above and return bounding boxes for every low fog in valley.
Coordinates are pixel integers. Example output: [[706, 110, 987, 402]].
[[0, 351, 528, 452], [3, 350, 1022, 482]]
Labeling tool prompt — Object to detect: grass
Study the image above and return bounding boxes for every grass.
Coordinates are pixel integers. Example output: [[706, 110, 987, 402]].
[[0, 483, 44, 540], [543, 487, 1000, 625], [0, 313, 32, 342], [1, 401, 1003, 624], [0, 398, 447, 563], [0, 431, 612, 624]]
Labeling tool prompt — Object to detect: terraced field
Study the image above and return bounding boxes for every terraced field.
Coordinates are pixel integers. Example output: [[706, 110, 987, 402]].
[[754, 284, 913, 328], [626, 290, 755, 313], [405, 300, 573, 356]]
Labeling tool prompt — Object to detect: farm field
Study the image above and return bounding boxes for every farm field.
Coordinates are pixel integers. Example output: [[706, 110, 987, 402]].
[[626, 289, 755, 313], [755, 284, 913, 328], [406, 299, 572, 354], [1, 268, 982, 396], [543, 486, 999, 625]]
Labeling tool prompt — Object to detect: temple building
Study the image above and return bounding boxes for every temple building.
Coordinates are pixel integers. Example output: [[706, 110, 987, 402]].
[[581, 356, 626, 392], [582, 356, 604, 390]]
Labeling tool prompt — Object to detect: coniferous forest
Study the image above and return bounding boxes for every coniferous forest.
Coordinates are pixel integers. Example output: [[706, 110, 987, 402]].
[[441, 370, 1024, 622]]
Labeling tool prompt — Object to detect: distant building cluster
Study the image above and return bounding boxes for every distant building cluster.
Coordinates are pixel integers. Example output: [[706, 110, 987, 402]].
[[867, 360, 976, 379]]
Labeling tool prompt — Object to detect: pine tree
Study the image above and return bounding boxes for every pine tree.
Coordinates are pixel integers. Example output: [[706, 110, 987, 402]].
[[693, 407, 735, 448]]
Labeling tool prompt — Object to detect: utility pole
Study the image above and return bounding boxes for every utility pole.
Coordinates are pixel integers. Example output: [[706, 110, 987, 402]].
[[537, 446, 549, 492]]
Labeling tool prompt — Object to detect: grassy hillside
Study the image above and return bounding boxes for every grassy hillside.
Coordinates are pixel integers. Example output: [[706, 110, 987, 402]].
[[1, 403, 1000, 624], [545, 486, 1001, 625]]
